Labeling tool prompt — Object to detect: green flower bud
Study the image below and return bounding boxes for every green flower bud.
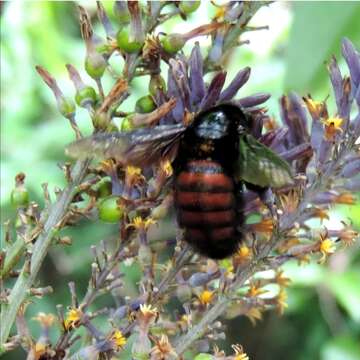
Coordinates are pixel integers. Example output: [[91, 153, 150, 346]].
[[98, 196, 125, 223], [149, 75, 166, 96], [135, 95, 156, 114], [161, 34, 186, 54], [85, 53, 107, 80], [58, 97, 76, 118], [117, 27, 143, 54], [179, 1, 200, 14], [75, 86, 97, 108], [92, 112, 110, 130], [121, 114, 135, 131], [11, 187, 29, 208]]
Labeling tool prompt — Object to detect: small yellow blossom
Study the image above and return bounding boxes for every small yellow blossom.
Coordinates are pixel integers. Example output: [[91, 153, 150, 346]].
[[275, 270, 291, 288], [139, 304, 158, 319], [303, 96, 325, 118], [110, 329, 127, 350], [126, 216, 157, 231], [276, 288, 288, 315], [126, 165, 142, 177], [334, 192, 356, 205], [125, 166, 145, 186], [198, 290, 215, 305], [321, 117, 343, 141], [150, 334, 177, 360], [160, 160, 173, 177], [246, 282, 268, 298], [32, 312, 56, 328], [232, 344, 249, 360], [318, 237, 336, 264], [244, 307, 263, 326], [64, 308, 82, 330]]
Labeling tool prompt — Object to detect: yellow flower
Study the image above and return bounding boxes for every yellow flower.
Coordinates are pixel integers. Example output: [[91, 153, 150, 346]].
[[160, 160, 173, 177], [303, 96, 325, 118], [64, 308, 82, 330], [139, 304, 158, 320], [233, 245, 252, 267], [321, 117, 343, 141], [126, 165, 142, 177], [318, 237, 336, 264], [126, 216, 157, 231], [244, 307, 263, 326], [198, 290, 215, 305], [275, 270, 291, 288], [232, 344, 250, 360], [32, 312, 56, 328], [246, 282, 267, 298], [125, 166, 145, 186], [150, 334, 177, 360], [276, 288, 288, 315], [110, 329, 127, 350]]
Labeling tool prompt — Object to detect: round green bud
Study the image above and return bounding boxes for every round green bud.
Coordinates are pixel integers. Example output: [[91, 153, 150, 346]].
[[75, 86, 97, 108], [179, 1, 200, 14], [149, 75, 166, 96], [98, 196, 124, 223], [85, 54, 106, 80], [116, 27, 143, 54], [11, 187, 29, 207], [135, 95, 156, 114], [92, 112, 110, 130], [161, 34, 186, 54], [121, 114, 135, 131]]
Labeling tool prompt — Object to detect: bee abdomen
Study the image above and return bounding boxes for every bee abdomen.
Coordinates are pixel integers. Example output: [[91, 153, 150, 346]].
[[175, 160, 239, 259]]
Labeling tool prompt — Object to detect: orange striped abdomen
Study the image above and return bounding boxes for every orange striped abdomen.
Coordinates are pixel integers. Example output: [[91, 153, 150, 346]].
[[175, 160, 240, 259]]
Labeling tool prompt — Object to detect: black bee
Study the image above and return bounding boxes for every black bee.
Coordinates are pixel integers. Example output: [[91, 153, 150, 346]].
[[66, 104, 293, 259]]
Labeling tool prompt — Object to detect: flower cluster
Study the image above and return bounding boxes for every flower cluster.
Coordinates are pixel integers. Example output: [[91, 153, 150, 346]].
[[1, 1, 359, 359]]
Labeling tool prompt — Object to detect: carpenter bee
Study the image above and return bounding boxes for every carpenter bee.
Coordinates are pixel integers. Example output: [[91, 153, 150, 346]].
[[66, 104, 293, 259]]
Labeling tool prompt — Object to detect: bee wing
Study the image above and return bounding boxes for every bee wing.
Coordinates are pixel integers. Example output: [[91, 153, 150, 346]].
[[237, 134, 293, 188], [65, 124, 186, 166]]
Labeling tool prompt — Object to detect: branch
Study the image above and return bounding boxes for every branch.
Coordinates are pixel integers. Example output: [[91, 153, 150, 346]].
[[0, 159, 90, 349]]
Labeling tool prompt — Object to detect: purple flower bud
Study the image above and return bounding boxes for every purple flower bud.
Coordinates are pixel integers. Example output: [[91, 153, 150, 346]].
[[189, 43, 205, 105], [225, 2, 243, 21], [112, 305, 128, 321], [317, 138, 332, 164], [97, 2, 116, 38], [343, 177, 360, 191], [313, 191, 337, 205], [167, 67, 185, 122], [310, 119, 323, 152], [341, 158, 360, 178], [219, 67, 251, 102], [188, 272, 212, 287], [128, 1, 144, 44], [328, 56, 343, 111], [169, 59, 191, 110], [260, 127, 289, 149], [208, 28, 226, 64], [355, 85, 360, 109], [352, 112, 360, 138], [279, 143, 313, 162], [200, 71, 227, 110], [342, 38, 360, 91], [234, 92, 270, 108]]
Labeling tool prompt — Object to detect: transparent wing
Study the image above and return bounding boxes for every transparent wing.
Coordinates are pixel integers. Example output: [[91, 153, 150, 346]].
[[65, 124, 186, 166], [237, 134, 293, 188]]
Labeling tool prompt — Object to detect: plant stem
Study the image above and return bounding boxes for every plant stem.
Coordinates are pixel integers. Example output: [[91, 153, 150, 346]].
[[0, 159, 90, 349]]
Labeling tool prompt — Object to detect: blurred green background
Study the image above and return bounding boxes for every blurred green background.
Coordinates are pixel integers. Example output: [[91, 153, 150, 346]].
[[1, 2, 360, 359]]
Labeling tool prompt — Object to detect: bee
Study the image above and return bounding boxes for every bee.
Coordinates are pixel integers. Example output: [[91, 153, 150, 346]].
[[66, 104, 293, 259]]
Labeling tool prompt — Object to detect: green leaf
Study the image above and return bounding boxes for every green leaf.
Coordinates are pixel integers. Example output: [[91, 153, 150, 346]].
[[321, 336, 360, 360], [327, 270, 360, 322], [285, 2, 360, 93]]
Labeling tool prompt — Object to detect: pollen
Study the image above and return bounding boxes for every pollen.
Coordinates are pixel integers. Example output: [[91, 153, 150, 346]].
[[303, 96, 325, 118], [64, 308, 82, 330], [246, 282, 267, 298], [321, 117, 343, 141], [198, 290, 215, 305]]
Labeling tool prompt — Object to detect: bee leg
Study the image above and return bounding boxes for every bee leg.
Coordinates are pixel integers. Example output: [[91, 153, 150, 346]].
[[244, 182, 278, 221]]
